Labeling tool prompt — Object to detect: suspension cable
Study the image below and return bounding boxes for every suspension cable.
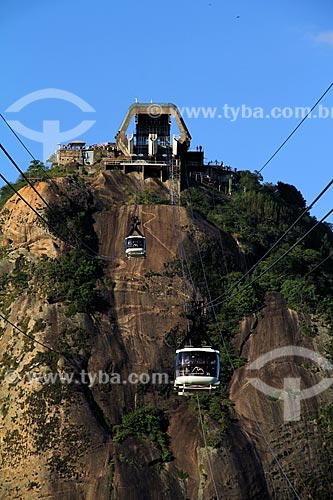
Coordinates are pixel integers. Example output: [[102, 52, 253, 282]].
[[0, 144, 89, 249], [0, 144, 117, 262], [0, 311, 69, 360], [197, 394, 220, 500], [0, 112, 36, 161], [0, 169, 76, 248], [258, 82, 333, 173], [303, 252, 332, 279], [208, 178, 333, 308], [182, 167, 301, 498], [209, 207, 333, 311]]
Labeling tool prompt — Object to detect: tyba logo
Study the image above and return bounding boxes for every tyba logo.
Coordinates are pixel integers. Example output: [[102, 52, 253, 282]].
[[246, 346, 333, 421], [4, 88, 96, 161]]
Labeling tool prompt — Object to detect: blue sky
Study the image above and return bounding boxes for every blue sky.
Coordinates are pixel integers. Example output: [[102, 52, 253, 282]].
[[1, 0, 332, 222]]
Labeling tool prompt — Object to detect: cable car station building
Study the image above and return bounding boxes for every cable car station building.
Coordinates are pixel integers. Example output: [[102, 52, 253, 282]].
[[56, 103, 237, 198]]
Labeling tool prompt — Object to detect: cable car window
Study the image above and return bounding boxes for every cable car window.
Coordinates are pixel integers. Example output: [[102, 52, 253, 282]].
[[176, 352, 218, 377], [126, 237, 145, 248]]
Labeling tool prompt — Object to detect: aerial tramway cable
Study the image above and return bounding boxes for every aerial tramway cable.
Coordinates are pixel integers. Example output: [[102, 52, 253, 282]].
[[208, 206, 333, 311], [190, 162, 326, 498], [0, 144, 118, 262], [172, 188, 222, 498], [258, 82, 333, 174], [0, 112, 36, 161], [196, 394, 220, 500], [0, 144, 97, 253], [124, 165, 147, 258], [207, 177, 333, 309], [181, 165, 302, 499]]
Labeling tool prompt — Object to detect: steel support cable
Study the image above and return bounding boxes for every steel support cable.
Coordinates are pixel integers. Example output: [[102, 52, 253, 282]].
[[183, 168, 301, 499], [0, 144, 57, 210], [192, 257, 302, 496], [197, 394, 220, 500], [0, 295, 114, 439], [0, 112, 36, 161], [0, 144, 94, 253], [258, 82, 333, 174], [0, 106, 124, 261], [303, 252, 332, 279], [178, 240, 193, 299], [132, 163, 143, 219], [174, 189, 197, 295], [0, 175, 88, 370], [182, 173, 212, 301], [0, 167, 119, 262], [203, 83, 333, 307], [208, 207, 333, 311], [0, 169, 76, 249], [0, 308, 84, 380], [207, 178, 333, 309], [0, 112, 63, 185], [0, 311, 69, 360], [181, 173, 234, 499], [172, 195, 199, 339], [170, 203, 192, 340], [194, 258, 302, 499], [0, 148, 110, 374], [0, 167, 117, 265], [179, 237, 197, 295], [0, 144, 117, 262], [211, 189, 230, 276], [0, 179, 118, 396]]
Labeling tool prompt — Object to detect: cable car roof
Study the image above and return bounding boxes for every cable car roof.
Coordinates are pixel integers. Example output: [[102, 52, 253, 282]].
[[176, 347, 219, 353]]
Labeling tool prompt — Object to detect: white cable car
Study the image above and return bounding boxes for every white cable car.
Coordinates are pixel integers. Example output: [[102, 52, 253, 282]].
[[174, 346, 220, 395], [125, 235, 146, 258], [125, 215, 146, 258]]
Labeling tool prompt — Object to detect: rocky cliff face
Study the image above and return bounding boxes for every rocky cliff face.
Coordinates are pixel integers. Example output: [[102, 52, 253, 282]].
[[0, 172, 332, 499]]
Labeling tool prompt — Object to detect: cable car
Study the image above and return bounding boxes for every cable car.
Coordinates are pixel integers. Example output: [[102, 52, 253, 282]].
[[125, 235, 146, 258], [173, 300, 220, 395], [174, 346, 220, 395], [125, 215, 146, 258]]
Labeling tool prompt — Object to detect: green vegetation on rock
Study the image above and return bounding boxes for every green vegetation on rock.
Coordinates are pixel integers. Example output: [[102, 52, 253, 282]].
[[185, 170, 333, 337], [33, 250, 104, 315], [113, 406, 171, 461]]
